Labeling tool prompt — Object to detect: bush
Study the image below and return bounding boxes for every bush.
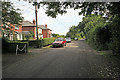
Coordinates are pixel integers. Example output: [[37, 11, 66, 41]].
[[7, 42, 28, 53], [86, 26, 111, 51], [2, 37, 9, 53], [29, 40, 43, 48], [42, 38, 55, 46], [28, 38, 55, 48], [2, 38, 28, 53], [108, 15, 120, 54]]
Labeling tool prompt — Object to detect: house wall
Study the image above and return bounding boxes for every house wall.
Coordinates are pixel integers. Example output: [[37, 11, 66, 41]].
[[10, 24, 22, 32], [38, 28, 43, 39], [22, 26, 36, 39], [42, 29, 48, 38], [11, 24, 23, 40], [48, 29, 52, 38], [1, 24, 23, 40], [42, 29, 52, 38]]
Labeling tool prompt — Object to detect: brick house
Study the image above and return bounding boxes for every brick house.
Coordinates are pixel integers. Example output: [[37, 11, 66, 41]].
[[22, 20, 43, 39], [11, 24, 22, 40], [1, 23, 23, 40], [38, 24, 52, 38], [22, 20, 36, 39], [22, 20, 52, 39]]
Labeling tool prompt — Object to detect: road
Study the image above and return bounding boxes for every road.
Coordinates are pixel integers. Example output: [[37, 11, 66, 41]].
[[2, 40, 120, 78]]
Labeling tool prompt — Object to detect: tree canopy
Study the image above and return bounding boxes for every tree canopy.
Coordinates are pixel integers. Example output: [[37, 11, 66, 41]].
[[1, 1, 23, 39], [2, 1, 23, 25], [38, 2, 120, 18]]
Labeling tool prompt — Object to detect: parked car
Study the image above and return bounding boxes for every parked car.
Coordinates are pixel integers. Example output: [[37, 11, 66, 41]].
[[65, 37, 71, 43], [52, 38, 66, 47], [74, 37, 78, 40]]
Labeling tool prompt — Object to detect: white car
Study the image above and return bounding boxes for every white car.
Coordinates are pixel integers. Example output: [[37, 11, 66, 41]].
[[65, 37, 71, 43], [74, 38, 78, 40]]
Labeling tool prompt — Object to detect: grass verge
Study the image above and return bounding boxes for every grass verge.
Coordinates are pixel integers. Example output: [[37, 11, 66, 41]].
[[98, 50, 120, 62]]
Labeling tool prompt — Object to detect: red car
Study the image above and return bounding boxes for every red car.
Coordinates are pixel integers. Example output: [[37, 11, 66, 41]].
[[52, 38, 66, 47]]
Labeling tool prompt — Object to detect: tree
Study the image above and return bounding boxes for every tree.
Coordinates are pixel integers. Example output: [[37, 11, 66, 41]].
[[2, 1, 23, 24], [52, 33, 59, 37], [108, 15, 120, 54], [29, 31, 34, 38], [2, 1, 23, 38], [66, 25, 82, 39], [39, 2, 120, 18]]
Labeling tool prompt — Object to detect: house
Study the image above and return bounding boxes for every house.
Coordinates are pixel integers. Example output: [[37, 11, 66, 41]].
[[12, 24, 22, 40], [22, 20, 43, 39], [22, 20, 36, 39], [38, 24, 52, 38], [1, 23, 23, 40], [22, 20, 52, 39]]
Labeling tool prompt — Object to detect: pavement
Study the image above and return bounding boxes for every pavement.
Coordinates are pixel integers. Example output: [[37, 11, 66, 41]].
[[2, 40, 120, 78]]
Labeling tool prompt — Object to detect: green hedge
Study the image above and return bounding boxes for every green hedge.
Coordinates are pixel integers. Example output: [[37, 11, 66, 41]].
[[42, 38, 55, 46], [8, 42, 28, 53], [2, 38, 54, 53], [26, 38, 55, 48], [2, 38, 28, 53], [29, 40, 43, 48]]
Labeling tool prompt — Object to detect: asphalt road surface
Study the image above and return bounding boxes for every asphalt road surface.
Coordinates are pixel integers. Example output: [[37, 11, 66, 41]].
[[2, 40, 120, 78]]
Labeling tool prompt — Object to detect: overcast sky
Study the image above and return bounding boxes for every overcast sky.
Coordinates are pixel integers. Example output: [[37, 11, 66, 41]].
[[10, 0, 83, 35]]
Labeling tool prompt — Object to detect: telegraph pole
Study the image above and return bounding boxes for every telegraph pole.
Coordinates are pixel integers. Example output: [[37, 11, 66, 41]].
[[35, 2, 39, 48], [35, 3, 39, 41]]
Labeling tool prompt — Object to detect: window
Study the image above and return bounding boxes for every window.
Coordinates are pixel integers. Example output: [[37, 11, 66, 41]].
[[15, 25, 19, 30]]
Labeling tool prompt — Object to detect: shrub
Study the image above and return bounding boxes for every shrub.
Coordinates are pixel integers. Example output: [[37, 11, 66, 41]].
[[29, 40, 43, 48], [7, 42, 28, 53], [86, 26, 111, 51], [42, 38, 55, 46], [83, 14, 112, 51], [28, 38, 55, 47], [108, 15, 120, 55], [2, 38, 28, 53], [2, 37, 9, 53]]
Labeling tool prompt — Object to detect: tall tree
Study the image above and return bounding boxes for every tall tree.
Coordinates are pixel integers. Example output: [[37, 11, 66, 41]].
[[1, 1, 23, 38]]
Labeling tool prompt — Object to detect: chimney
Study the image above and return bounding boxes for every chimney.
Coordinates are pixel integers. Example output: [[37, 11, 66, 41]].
[[33, 19, 35, 25], [45, 24, 47, 28]]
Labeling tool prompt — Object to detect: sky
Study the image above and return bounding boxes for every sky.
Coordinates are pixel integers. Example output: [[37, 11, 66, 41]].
[[10, 0, 83, 35]]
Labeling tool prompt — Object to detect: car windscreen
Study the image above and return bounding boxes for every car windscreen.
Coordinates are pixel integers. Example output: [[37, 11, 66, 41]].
[[55, 39, 63, 41], [66, 38, 71, 40]]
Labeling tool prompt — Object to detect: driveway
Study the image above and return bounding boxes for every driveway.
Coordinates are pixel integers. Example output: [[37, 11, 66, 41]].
[[2, 40, 120, 78]]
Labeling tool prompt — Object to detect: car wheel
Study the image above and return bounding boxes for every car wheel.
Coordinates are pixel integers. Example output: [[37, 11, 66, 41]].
[[65, 43, 66, 46], [62, 44, 64, 47], [53, 45, 55, 48]]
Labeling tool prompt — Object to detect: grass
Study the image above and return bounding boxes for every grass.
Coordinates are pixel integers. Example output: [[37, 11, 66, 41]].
[[98, 50, 113, 57], [42, 45, 53, 48], [98, 50, 120, 62]]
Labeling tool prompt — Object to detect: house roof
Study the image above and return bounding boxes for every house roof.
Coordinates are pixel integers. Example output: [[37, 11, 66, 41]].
[[22, 21, 52, 31], [38, 25, 47, 29], [22, 21, 35, 26], [38, 25, 52, 31]]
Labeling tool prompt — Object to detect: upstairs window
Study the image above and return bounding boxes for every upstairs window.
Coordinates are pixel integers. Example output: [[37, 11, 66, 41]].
[[15, 25, 19, 30]]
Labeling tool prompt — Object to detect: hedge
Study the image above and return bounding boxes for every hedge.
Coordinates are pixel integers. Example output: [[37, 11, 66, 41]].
[[29, 40, 43, 48], [7, 42, 28, 53], [2, 38, 55, 53], [2, 38, 28, 53], [42, 38, 55, 46], [19, 38, 55, 48]]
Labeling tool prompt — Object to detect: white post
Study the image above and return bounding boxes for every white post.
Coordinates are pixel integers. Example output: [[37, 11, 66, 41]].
[[25, 44, 26, 53], [16, 45, 18, 55]]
